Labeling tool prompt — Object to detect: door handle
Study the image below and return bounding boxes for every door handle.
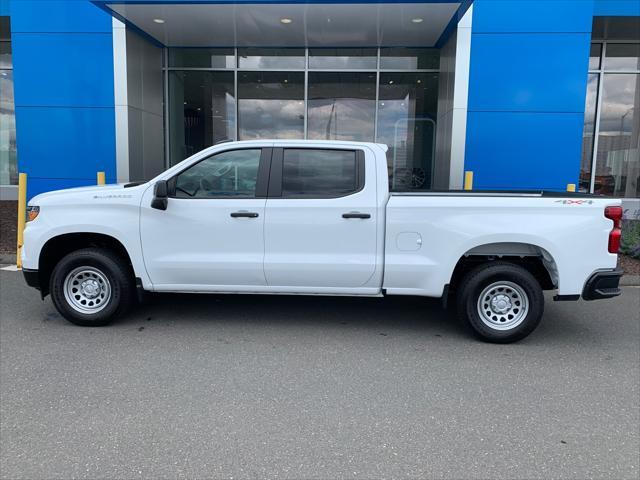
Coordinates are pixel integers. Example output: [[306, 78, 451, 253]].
[[342, 212, 371, 219], [230, 211, 259, 218]]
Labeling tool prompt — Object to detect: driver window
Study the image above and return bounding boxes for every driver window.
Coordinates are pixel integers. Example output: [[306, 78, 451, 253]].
[[174, 149, 262, 198]]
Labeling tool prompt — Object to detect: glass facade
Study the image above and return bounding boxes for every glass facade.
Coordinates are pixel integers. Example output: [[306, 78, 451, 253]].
[[308, 48, 377, 70], [377, 72, 438, 190], [307, 72, 376, 141], [581, 18, 640, 198], [238, 71, 305, 140], [168, 70, 235, 162], [166, 47, 439, 191], [0, 17, 17, 186]]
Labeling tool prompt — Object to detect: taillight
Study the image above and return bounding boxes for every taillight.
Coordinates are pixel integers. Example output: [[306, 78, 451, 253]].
[[604, 206, 623, 254]]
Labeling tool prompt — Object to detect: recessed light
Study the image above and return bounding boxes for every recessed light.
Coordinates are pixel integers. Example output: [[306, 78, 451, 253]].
[[280, 18, 292, 24], [417, 79, 422, 84], [411, 17, 423, 24], [153, 18, 165, 24], [183, 101, 187, 105], [388, 80, 394, 84], [284, 79, 288, 83]]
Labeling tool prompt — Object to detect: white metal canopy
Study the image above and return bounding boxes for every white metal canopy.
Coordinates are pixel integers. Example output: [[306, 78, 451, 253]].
[[100, 1, 463, 47]]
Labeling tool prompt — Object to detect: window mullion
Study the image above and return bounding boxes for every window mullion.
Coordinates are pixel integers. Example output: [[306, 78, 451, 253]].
[[374, 48, 380, 143], [304, 48, 309, 140], [589, 42, 607, 194]]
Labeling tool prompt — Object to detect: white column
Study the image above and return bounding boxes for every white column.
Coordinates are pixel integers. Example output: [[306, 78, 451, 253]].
[[112, 18, 130, 183], [448, 5, 472, 189]]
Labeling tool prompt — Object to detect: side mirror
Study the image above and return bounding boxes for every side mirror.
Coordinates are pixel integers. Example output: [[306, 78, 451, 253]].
[[151, 180, 168, 210]]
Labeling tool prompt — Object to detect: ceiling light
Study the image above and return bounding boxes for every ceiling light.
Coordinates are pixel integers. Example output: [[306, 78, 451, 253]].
[[411, 17, 423, 24], [280, 18, 292, 24], [153, 18, 165, 24], [388, 80, 394, 84], [417, 79, 422, 84]]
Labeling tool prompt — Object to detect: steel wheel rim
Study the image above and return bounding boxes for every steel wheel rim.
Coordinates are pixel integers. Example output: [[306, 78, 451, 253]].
[[477, 281, 529, 330], [63, 266, 112, 314]]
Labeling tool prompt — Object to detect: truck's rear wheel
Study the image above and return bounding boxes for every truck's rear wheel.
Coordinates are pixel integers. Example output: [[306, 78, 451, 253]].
[[457, 262, 544, 343], [50, 248, 134, 326]]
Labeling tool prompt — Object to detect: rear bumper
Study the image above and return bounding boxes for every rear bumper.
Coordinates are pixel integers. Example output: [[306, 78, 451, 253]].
[[23, 268, 41, 291], [582, 268, 623, 301]]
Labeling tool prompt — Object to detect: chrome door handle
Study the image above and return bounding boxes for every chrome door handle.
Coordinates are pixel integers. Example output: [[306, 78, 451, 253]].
[[342, 212, 371, 219], [230, 211, 259, 218]]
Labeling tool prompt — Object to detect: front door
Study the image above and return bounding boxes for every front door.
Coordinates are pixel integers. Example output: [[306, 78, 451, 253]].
[[263, 147, 379, 290], [140, 147, 270, 290]]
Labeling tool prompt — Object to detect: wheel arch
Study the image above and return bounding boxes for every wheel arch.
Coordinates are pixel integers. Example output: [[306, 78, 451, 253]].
[[448, 242, 559, 293], [38, 232, 135, 297]]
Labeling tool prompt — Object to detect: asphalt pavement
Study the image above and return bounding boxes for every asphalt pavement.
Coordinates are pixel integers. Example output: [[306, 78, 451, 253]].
[[1, 269, 639, 479]]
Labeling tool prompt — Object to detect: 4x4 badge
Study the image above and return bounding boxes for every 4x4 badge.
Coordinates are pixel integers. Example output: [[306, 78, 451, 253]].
[[555, 199, 594, 205]]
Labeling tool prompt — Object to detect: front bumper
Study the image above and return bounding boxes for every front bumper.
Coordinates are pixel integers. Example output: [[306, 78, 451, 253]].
[[23, 268, 41, 291], [582, 268, 623, 301]]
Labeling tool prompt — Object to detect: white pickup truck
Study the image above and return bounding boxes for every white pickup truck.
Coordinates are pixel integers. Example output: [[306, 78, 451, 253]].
[[21, 140, 624, 342]]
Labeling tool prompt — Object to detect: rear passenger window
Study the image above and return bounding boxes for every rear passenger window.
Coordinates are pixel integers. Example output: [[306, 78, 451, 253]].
[[281, 149, 361, 197]]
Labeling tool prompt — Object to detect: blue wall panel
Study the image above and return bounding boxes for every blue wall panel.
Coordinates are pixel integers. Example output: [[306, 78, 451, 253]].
[[464, 0, 595, 191], [10, 0, 112, 33], [9, 0, 116, 200], [472, 0, 594, 33], [465, 112, 584, 190], [593, 0, 640, 16], [15, 106, 116, 182], [468, 33, 591, 113], [12, 33, 114, 107]]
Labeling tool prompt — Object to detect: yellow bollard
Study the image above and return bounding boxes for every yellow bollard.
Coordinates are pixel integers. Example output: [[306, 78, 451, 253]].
[[566, 183, 576, 192], [464, 171, 474, 191], [16, 173, 27, 269], [97, 171, 106, 185]]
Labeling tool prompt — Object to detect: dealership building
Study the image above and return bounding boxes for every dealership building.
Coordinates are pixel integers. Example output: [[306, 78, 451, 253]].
[[0, 0, 638, 210]]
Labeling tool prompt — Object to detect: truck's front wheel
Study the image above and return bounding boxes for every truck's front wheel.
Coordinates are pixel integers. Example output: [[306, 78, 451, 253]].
[[50, 248, 134, 326], [457, 262, 544, 343]]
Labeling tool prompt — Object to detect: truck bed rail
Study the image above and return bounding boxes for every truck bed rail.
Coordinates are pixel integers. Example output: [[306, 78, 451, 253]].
[[390, 190, 605, 198]]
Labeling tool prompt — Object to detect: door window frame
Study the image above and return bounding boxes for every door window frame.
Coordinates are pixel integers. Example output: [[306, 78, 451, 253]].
[[167, 147, 273, 199], [267, 147, 365, 199]]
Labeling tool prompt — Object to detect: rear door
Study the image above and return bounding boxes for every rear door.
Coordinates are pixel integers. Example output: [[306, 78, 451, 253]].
[[263, 146, 378, 289]]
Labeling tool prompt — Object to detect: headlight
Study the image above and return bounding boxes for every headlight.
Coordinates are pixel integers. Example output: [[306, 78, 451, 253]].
[[26, 205, 40, 222]]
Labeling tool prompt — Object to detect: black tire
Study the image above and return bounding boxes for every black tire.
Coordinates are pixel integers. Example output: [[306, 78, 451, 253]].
[[50, 248, 134, 326], [456, 261, 544, 343]]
